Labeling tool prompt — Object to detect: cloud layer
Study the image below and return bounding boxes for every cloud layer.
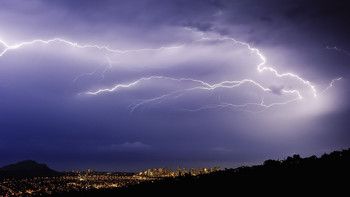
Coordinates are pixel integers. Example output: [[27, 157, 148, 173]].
[[0, 0, 349, 171]]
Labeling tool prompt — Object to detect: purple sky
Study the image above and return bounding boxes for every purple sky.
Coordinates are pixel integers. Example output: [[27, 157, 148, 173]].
[[0, 0, 349, 171]]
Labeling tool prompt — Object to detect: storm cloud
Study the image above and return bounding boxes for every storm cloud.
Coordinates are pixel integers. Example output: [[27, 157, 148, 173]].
[[0, 0, 349, 171]]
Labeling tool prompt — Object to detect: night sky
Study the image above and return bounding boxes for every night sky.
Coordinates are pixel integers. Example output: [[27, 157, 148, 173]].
[[0, 0, 349, 171]]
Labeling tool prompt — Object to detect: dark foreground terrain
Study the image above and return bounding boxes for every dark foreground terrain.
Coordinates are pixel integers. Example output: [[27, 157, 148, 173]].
[[59, 148, 350, 195]]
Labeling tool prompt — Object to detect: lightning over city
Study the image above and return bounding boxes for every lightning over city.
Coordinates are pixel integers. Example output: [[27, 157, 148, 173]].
[[0, 1, 349, 193]]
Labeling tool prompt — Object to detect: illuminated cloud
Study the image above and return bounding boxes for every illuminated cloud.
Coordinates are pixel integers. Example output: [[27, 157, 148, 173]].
[[0, 0, 349, 170], [1, 30, 338, 115]]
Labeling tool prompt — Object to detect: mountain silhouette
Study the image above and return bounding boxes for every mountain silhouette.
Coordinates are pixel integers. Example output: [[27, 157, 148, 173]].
[[0, 160, 60, 178]]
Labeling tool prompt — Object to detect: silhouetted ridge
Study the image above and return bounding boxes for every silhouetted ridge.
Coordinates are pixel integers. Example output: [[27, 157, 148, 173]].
[[0, 160, 60, 178]]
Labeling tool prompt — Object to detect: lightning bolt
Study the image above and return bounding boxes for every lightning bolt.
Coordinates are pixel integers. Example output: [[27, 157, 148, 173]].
[[182, 97, 300, 113], [321, 77, 343, 94], [73, 57, 113, 83], [198, 36, 318, 98], [0, 32, 341, 113], [84, 34, 312, 112], [0, 38, 183, 57], [326, 46, 350, 57], [85, 74, 303, 113], [73, 67, 102, 83]]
